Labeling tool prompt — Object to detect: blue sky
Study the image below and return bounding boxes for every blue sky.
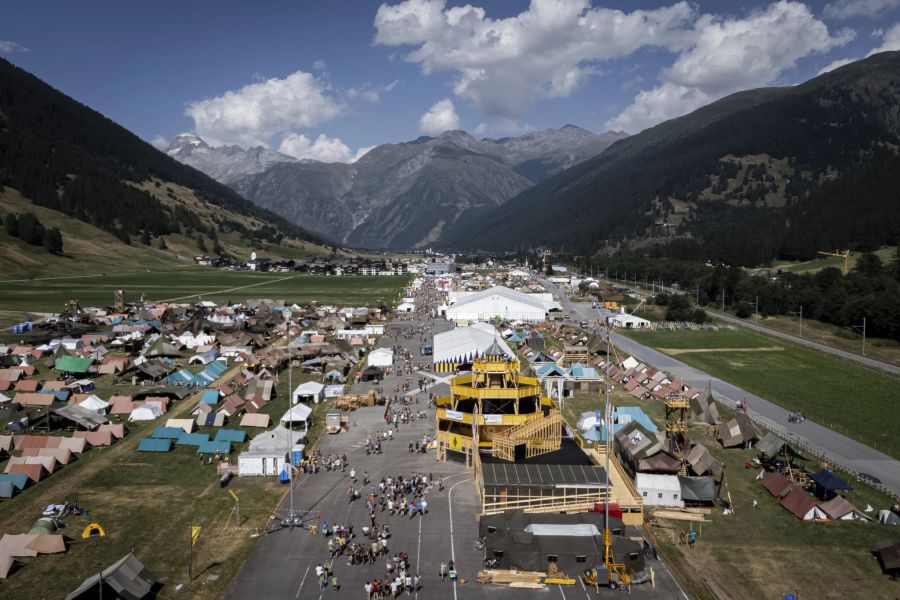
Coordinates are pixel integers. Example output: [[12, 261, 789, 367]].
[[3, 1, 899, 162]]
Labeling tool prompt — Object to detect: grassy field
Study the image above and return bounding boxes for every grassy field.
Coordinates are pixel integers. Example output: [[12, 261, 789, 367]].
[[771, 246, 897, 274], [559, 390, 897, 600], [622, 328, 900, 459], [0, 352, 337, 598], [0, 271, 411, 326]]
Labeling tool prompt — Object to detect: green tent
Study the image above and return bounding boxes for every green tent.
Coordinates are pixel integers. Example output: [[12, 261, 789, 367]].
[[54, 356, 94, 374]]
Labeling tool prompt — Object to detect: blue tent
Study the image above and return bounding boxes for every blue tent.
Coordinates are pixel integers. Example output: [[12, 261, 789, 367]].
[[0, 473, 28, 492], [214, 429, 247, 443], [197, 440, 231, 454], [138, 438, 173, 452], [177, 432, 210, 447], [200, 389, 220, 405], [151, 426, 185, 439]]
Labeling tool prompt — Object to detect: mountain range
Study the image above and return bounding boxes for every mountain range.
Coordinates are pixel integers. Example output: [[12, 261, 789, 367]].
[[440, 51, 900, 266], [168, 127, 627, 249]]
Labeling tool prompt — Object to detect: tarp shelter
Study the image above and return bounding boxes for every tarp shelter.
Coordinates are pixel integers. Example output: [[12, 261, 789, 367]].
[[82, 523, 105, 539], [54, 356, 94, 374], [197, 440, 231, 454], [762, 472, 793, 499], [679, 476, 717, 503], [137, 438, 172, 452], [65, 551, 155, 600], [873, 540, 900, 575], [358, 365, 383, 382], [53, 404, 110, 429], [808, 469, 852, 500], [214, 429, 246, 444], [240, 413, 271, 428], [151, 426, 184, 439], [779, 487, 827, 520], [26, 534, 66, 554]]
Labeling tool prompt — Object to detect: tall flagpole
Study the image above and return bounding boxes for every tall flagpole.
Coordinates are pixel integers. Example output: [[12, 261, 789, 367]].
[[288, 318, 294, 523]]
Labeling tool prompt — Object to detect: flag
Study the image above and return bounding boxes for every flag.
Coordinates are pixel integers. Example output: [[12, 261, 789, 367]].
[[191, 526, 201, 546]]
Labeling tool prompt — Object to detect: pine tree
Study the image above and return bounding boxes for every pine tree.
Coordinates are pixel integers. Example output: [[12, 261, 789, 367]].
[[4, 213, 18, 237], [43, 227, 63, 254]]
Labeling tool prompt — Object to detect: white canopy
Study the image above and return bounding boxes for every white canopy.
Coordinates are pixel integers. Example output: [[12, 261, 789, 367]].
[[280, 403, 312, 424], [77, 395, 109, 411], [523, 524, 600, 537], [129, 404, 162, 421]]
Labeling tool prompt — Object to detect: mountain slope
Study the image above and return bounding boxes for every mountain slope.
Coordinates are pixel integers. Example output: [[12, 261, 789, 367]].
[[166, 134, 298, 183], [0, 57, 320, 253], [176, 127, 626, 249], [442, 52, 900, 265]]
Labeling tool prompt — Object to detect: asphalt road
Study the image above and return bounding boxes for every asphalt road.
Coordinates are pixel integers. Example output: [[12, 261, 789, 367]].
[[542, 277, 900, 498]]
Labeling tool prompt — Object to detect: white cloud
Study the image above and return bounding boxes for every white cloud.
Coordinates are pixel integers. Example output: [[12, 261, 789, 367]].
[[348, 79, 400, 103], [419, 98, 460, 134], [352, 146, 376, 162], [150, 135, 169, 150], [313, 59, 328, 70], [375, 0, 698, 118], [867, 22, 900, 54], [607, 1, 854, 133], [185, 70, 343, 147], [818, 57, 856, 74], [0, 40, 29, 54], [473, 118, 535, 137], [278, 133, 362, 163], [824, 0, 900, 19]]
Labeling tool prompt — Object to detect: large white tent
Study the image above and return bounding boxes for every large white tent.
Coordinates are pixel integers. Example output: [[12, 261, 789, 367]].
[[432, 322, 516, 372], [367, 348, 394, 368], [445, 286, 560, 322]]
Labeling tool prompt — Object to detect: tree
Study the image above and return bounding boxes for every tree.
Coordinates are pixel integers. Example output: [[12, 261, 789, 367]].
[[854, 252, 883, 278], [43, 228, 63, 254], [17, 213, 45, 245], [140, 230, 151, 245], [4, 213, 18, 237]]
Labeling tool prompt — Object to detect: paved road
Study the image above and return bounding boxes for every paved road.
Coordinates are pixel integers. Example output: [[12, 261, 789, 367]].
[[542, 278, 900, 499]]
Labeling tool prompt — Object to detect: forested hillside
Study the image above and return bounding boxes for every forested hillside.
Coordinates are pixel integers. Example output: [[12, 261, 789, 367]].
[[0, 58, 318, 248], [443, 52, 900, 266]]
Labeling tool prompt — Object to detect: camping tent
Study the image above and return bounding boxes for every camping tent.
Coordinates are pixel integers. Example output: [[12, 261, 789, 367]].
[[819, 496, 870, 521], [77, 395, 109, 414], [65, 552, 155, 600], [873, 540, 900, 575], [367, 348, 394, 368], [292, 381, 325, 404], [129, 405, 162, 421], [779, 487, 827, 520], [679, 476, 717, 503]]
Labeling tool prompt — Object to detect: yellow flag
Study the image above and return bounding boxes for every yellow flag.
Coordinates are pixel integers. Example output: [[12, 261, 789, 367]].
[[191, 526, 201, 546]]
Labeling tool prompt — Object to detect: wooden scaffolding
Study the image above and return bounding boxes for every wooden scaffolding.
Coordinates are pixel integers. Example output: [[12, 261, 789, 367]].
[[491, 409, 563, 462]]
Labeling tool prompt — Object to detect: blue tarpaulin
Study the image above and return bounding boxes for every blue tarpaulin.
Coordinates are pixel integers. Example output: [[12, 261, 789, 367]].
[[197, 440, 231, 454], [164, 359, 229, 387], [151, 426, 185, 439], [214, 429, 247, 443], [177, 432, 210, 446], [809, 469, 852, 491], [138, 438, 173, 452], [0, 473, 29, 491], [200, 389, 220, 404]]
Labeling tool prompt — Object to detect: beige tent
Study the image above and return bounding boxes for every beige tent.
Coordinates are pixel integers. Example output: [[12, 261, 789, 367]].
[[0, 554, 14, 579], [166, 418, 196, 433], [0, 534, 38, 557], [240, 413, 271, 428], [26, 534, 66, 554]]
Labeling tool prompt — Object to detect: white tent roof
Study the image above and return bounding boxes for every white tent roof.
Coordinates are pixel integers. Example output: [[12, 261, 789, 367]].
[[433, 322, 515, 363], [636, 473, 681, 492], [129, 405, 162, 421], [524, 524, 600, 537], [281, 403, 312, 423], [78, 395, 109, 410], [448, 285, 561, 313]]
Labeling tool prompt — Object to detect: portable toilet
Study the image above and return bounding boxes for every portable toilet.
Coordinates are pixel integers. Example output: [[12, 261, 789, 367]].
[[291, 444, 306, 466]]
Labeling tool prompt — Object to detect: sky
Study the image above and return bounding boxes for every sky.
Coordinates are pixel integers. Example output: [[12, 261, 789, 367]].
[[3, 0, 900, 163]]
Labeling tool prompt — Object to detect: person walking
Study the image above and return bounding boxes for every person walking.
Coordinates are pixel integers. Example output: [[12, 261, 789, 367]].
[[331, 574, 339, 593], [439, 561, 447, 581]]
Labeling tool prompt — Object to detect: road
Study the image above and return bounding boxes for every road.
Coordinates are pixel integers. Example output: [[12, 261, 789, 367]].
[[542, 277, 900, 499]]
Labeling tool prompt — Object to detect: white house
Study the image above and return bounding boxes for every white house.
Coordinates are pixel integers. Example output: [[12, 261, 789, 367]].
[[367, 347, 394, 368], [238, 451, 289, 476], [292, 381, 325, 404], [635, 473, 684, 507], [445, 286, 561, 323]]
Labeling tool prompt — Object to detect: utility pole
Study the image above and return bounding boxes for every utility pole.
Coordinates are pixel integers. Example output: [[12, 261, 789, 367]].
[[754, 296, 759, 323], [790, 306, 803, 337], [851, 317, 867, 355]]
